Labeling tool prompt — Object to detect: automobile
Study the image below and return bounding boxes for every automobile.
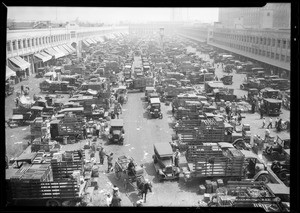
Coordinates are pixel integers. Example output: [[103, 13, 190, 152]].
[[108, 119, 125, 145], [269, 78, 290, 91], [263, 98, 282, 116], [261, 88, 280, 99], [152, 143, 181, 182], [265, 136, 290, 161], [220, 75, 233, 85], [148, 98, 162, 119]]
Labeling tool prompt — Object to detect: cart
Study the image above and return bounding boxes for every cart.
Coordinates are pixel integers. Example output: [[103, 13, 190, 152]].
[[114, 156, 145, 191]]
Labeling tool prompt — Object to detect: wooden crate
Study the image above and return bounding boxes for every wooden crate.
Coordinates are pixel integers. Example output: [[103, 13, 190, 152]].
[[51, 161, 83, 180]]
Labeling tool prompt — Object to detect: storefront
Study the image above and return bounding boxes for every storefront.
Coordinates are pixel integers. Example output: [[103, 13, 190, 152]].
[[7, 56, 31, 83], [33, 52, 53, 73], [6, 66, 16, 82]]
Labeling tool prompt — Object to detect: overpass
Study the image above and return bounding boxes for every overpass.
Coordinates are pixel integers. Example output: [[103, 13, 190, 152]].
[[6, 26, 129, 80]]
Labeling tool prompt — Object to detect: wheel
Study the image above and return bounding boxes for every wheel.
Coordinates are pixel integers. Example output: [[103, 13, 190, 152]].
[[278, 170, 289, 181], [46, 199, 61, 206], [256, 174, 270, 183]]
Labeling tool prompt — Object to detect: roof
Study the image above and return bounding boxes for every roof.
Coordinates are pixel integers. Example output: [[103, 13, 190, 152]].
[[117, 86, 127, 90], [31, 106, 44, 111], [15, 152, 37, 162], [145, 87, 155, 91], [110, 119, 124, 126], [59, 107, 84, 113], [218, 142, 234, 149], [266, 183, 289, 195], [11, 114, 23, 120], [263, 98, 282, 103], [154, 143, 173, 157], [150, 98, 160, 104], [240, 150, 259, 159], [207, 81, 225, 88]]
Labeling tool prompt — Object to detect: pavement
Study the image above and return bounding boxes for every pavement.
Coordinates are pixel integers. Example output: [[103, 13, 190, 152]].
[[5, 46, 290, 207]]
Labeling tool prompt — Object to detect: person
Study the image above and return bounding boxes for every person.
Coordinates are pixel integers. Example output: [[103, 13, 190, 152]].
[[107, 153, 114, 173], [277, 118, 282, 132], [110, 193, 122, 207], [106, 194, 112, 207], [127, 159, 136, 176], [96, 122, 101, 138], [82, 125, 87, 139], [251, 102, 255, 114], [15, 97, 19, 107], [21, 85, 24, 95], [237, 113, 242, 125], [112, 185, 120, 197], [262, 118, 266, 128], [174, 149, 180, 167], [265, 128, 270, 140], [257, 136, 264, 159], [275, 117, 279, 129], [267, 118, 273, 129], [78, 149, 83, 160], [259, 107, 264, 119], [99, 147, 106, 165]]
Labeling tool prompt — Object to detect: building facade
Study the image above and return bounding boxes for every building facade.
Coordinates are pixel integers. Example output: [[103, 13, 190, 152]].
[[218, 3, 291, 29]]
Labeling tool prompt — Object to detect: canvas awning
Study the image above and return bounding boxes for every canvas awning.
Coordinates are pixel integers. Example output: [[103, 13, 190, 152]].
[[40, 52, 53, 61], [87, 39, 95, 44], [6, 66, 16, 80], [61, 44, 73, 53], [57, 45, 69, 55], [34, 52, 52, 62], [44, 48, 60, 59], [66, 44, 76, 52], [90, 38, 97, 43], [82, 40, 90, 47], [8, 56, 30, 70], [53, 46, 67, 57]]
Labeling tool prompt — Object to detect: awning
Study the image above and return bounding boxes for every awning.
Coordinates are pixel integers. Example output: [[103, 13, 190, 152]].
[[44, 48, 59, 59], [92, 38, 99, 43], [66, 44, 76, 52], [61, 44, 73, 53], [82, 40, 90, 47], [53, 46, 66, 57], [6, 66, 16, 80], [40, 52, 53, 61], [57, 45, 69, 55], [8, 56, 30, 70], [90, 38, 97, 43], [86, 39, 94, 44], [34, 52, 52, 62]]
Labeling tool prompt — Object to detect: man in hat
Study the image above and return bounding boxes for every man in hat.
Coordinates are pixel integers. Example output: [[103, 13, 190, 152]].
[[96, 122, 101, 138], [107, 153, 114, 173], [173, 149, 180, 167], [112, 185, 119, 197], [127, 159, 136, 176], [99, 147, 106, 165]]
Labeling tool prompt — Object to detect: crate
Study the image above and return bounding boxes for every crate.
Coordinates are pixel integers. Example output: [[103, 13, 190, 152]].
[[217, 179, 224, 188], [212, 181, 218, 193]]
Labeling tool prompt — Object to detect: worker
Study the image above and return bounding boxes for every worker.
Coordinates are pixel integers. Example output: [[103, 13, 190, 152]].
[[106, 194, 112, 207], [110, 193, 122, 207], [99, 147, 106, 165], [262, 118, 266, 128], [267, 118, 273, 129], [173, 149, 180, 167], [275, 117, 279, 129], [127, 159, 136, 176], [107, 153, 114, 173], [112, 185, 120, 197], [82, 125, 87, 139], [96, 122, 101, 138]]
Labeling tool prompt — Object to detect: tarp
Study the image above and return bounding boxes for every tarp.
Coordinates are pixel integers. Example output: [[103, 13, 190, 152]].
[[86, 89, 98, 95], [82, 40, 90, 47], [61, 44, 73, 53], [57, 45, 69, 55], [66, 44, 76, 52], [53, 46, 66, 57], [8, 57, 30, 70], [40, 52, 53, 61], [6, 66, 16, 80], [44, 48, 61, 59], [34, 53, 51, 62]]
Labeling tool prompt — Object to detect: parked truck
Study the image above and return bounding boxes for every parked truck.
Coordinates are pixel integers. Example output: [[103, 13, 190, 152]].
[[126, 77, 154, 92]]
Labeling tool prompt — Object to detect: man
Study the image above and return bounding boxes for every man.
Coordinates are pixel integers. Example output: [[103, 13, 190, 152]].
[[82, 125, 87, 139], [96, 122, 101, 138], [267, 118, 273, 129], [110, 193, 121, 207], [265, 128, 270, 140], [99, 147, 106, 165], [127, 159, 136, 176], [107, 153, 114, 173], [275, 117, 279, 129], [259, 107, 264, 119], [262, 118, 266, 128], [174, 149, 180, 167]]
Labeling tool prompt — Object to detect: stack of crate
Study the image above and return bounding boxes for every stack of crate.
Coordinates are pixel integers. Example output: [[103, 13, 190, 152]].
[[197, 118, 225, 142], [20, 164, 51, 182]]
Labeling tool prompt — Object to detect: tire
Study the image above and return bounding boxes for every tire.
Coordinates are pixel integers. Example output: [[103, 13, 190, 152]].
[[278, 170, 289, 181], [256, 174, 270, 184], [46, 199, 61, 206]]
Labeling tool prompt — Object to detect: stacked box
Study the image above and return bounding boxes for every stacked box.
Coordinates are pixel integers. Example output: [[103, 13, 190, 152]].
[[203, 194, 211, 202], [217, 179, 224, 188], [198, 185, 206, 195]]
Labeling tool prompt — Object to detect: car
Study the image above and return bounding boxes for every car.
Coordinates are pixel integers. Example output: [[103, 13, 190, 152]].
[[263, 98, 282, 116], [148, 98, 162, 119], [152, 143, 180, 182], [108, 119, 125, 145]]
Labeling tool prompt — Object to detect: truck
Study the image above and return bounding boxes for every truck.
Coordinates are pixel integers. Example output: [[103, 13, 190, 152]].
[[123, 65, 132, 79], [181, 143, 277, 184], [126, 77, 154, 92]]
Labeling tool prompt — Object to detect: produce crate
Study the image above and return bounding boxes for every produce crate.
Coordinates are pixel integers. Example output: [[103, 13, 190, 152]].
[[51, 161, 83, 180]]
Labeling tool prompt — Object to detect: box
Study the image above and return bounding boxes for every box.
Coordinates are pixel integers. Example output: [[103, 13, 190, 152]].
[[198, 185, 206, 195], [217, 179, 224, 187], [203, 194, 210, 202], [205, 180, 212, 193]]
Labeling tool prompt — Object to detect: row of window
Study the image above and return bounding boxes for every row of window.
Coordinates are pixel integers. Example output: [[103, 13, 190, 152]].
[[214, 32, 290, 49], [213, 39, 290, 63], [7, 33, 71, 52]]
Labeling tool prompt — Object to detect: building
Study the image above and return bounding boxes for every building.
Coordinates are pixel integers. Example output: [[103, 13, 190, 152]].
[[129, 22, 183, 36], [218, 3, 291, 29], [6, 26, 128, 83]]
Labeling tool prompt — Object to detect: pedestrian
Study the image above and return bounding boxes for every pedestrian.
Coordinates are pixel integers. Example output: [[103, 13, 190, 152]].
[[262, 118, 266, 128], [277, 118, 282, 132], [15, 97, 19, 107], [174, 149, 180, 167], [96, 122, 101, 138], [21, 85, 24, 95], [267, 118, 273, 129], [275, 117, 279, 129], [112, 185, 120, 197], [106, 194, 112, 207], [99, 147, 106, 165], [257, 136, 264, 159], [107, 153, 114, 173], [265, 128, 270, 140], [251, 102, 256, 114], [82, 125, 87, 139], [110, 194, 122, 207], [237, 113, 242, 125], [260, 107, 264, 119], [78, 149, 83, 160]]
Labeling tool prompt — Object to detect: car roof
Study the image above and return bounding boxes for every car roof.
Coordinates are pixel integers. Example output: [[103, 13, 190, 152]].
[[150, 98, 160, 104], [110, 119, 124, 126], [263, 98, 282, 103], [240, 150, 258, 159], [145, 87, 155, 90], [154, 143, 173, 156], [266, 183, 289, 195]]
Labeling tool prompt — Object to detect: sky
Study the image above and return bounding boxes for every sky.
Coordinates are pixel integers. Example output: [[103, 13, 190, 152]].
[[7, 7, 219, 24]]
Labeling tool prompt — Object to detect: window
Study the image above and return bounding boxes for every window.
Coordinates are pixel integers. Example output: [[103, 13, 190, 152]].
[[6, 41, 11, 51], [277, 39, 281, 48], [255, 49, 258, 54], [272, 38, 275, 46], [32, 38, 35, 47], [12, 41, 17, 50], [287, 40, 290, 48], [263, 38, 266, 45], [286, 56, 290, 62], [259, 49, 261, 55], [260, 37, 263, 44], [39, 38, 41, 45], [276, 53, 279, 60], [267, 38, 271, 46], [267, 12, 270, 16], [250, 36, 252, 42], [18, 40, 21, 49], [283, 40, 286, 49], [267, 51, 270, 57], [271, 52, 274, 58], [281, 55, 285, 61], [262, 50, 265, 56]]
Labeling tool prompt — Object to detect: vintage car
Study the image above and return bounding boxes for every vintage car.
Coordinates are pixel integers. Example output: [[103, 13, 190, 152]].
[[263, 98, 282, 116], [148, 98, 162, 119], [108, 119, 125, 145], [153, 143, 180, 182], [145, 87, 156, 101], [261, 88, 280, 99]]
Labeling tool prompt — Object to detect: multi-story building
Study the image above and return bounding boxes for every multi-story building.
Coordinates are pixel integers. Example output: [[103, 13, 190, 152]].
[[218, 3, 291, 29], [129, 22, 183, 36], [6, 25, 128, 83]]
